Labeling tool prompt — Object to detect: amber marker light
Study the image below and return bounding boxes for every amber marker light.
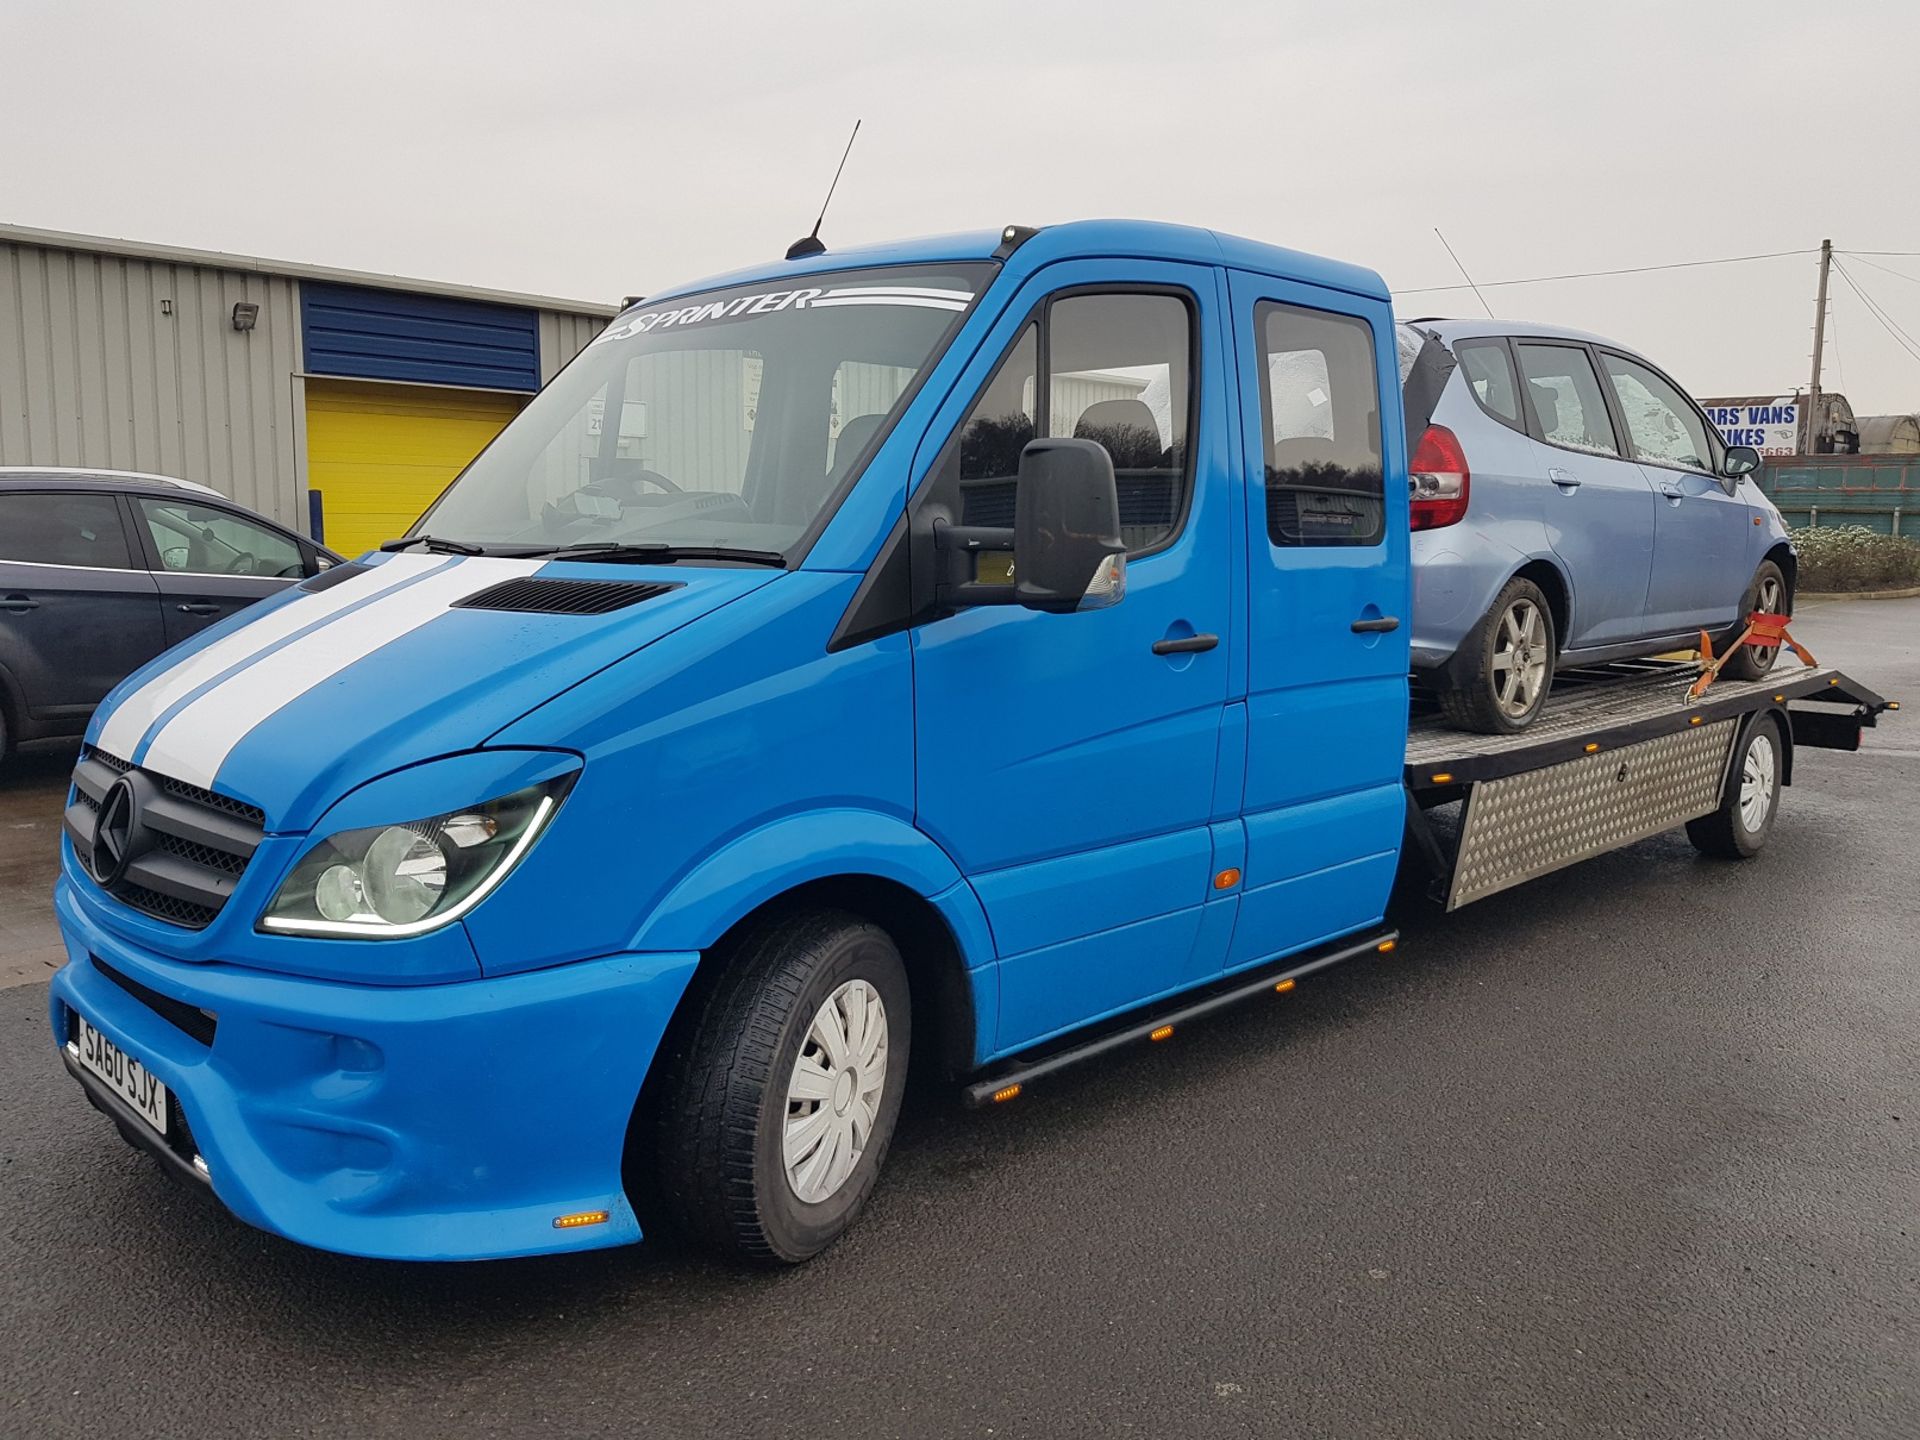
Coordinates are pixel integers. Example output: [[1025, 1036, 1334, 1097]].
[[1890, 702, 1901, 710], [1377, 939, 1397, 953], [1774, 694, 1785, 702], [1149, 1025, 1175, 1042], [1273, 978, 1296, 994], [992, 1083, 1022, 1104], [1689, 715, 1704, 725], [1213, 867, 1241, 890], [1584, 742, 1599, 753], [552, 1210, 610, 1230], [1430, 772, 1453, 784]]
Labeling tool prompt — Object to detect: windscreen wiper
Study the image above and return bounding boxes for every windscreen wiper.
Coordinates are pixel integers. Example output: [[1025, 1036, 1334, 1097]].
[[380, 535, 487, 556], [522, 542, 789, 568]]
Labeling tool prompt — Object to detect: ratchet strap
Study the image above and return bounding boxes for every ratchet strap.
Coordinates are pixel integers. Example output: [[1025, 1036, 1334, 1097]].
[[1689, 612, 1816, 700]]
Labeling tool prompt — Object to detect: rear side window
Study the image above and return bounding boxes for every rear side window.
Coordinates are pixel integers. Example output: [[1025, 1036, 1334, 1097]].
[[1455, 340, 1523, 429], [1600, 352, 1716, 473], [1258, 302, 1384, 547], [1515, 343, 1620, 457], [0, 491, 134, 569]]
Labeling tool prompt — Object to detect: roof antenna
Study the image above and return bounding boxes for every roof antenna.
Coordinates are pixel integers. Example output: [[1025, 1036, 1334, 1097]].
[[1434, 227, 1495, 319], [787, 120, 861, 260]]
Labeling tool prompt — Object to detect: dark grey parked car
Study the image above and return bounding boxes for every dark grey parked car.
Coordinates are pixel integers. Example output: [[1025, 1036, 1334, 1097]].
[[0, 468, 340, 760]]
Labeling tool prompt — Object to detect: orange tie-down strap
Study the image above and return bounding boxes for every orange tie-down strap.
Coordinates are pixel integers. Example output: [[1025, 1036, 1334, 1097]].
[[1689, 612, 1817, 700]]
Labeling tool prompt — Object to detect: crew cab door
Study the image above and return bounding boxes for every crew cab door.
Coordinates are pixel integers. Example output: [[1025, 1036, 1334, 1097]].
[[1226, 272, 1407, 967], [127, 495, 317, 645], [910, 261, 1233, 1054]]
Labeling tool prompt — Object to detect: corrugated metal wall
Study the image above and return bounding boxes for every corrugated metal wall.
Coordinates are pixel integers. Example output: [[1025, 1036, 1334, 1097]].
[[540, 312, 605, 383], [0, 240, 302, 525], [0, 238, 608, 533]]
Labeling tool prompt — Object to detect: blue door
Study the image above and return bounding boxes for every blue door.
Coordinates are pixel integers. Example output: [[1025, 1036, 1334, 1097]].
[[1226, 272, 1408, 968], [910, 260, 1234, 1054]]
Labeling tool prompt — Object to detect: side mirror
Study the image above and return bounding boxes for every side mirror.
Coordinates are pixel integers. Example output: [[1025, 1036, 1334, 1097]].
[[933, 438, 1126, 613], [1012, 439, 1126, 612], [1723, 445, 1761, 478]]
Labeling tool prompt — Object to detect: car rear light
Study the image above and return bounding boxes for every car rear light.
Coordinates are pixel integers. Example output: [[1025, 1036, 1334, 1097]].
[[1409, 424, 1470, 530]]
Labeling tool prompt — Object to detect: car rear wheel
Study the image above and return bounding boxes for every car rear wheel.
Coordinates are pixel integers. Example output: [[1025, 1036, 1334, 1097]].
[[1719, 560, 1787, 682], [1686, 713, 1783, 858], [1438, 577, 1556, 734], [653, 908, 911, 1264]]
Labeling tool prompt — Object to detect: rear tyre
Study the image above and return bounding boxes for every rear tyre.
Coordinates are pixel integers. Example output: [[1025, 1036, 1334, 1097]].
[[654, 909, 911, 1265], [1437, 577, 1556, 735], [1686, 713, 1783, 859], [1718, 560, 1786, 682]]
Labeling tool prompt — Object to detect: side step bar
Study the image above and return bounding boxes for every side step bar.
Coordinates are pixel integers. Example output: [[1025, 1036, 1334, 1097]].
[[961, 926, 1398, 1108]]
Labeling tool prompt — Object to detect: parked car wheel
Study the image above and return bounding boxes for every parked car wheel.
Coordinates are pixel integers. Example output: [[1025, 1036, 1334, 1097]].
[[1438, 577, 1557, 734], [1717, 560, 1787, 682], [1686, 713, 1783, 859], [653, 909, 911, 1264]]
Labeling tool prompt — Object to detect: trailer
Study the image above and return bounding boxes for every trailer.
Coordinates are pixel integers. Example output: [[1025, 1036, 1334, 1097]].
[[963, 659, 1894, 1107]]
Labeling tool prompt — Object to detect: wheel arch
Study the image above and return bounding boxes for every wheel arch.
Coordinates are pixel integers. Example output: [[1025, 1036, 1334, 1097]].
[[1764, 541, 1798, 607], [1512, 557, 1572, 655]]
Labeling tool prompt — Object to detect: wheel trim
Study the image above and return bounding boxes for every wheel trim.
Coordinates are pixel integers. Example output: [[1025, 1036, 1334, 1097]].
[[1749, 575, 1783, 669], [1739, 731, 1776, 832], [783, 978, 889, 1205], [1490, 598, 1549, 718]]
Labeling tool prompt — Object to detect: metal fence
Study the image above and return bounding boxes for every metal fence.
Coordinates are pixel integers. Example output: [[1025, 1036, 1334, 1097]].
[[1758, 456, 1917, 535]]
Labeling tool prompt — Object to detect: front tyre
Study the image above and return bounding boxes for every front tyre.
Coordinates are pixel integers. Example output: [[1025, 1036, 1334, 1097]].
[[656, 910, 911, 1264], [1686, 713, 1783, 859], [1719, 560, 1787, 682]]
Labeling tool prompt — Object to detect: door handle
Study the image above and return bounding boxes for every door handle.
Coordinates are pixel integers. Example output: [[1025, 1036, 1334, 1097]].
[[1, 594, 39, 613], [175, 602, 223, 615], [1152, 633, 1219, 656], [1350, 616, 1400, 634], [1548, 468, 1580, 489], [1660, 483, 1684, 501]]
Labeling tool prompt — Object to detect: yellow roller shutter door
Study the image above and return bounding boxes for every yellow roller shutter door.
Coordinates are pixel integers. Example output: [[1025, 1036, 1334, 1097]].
[[305, 380, 522, 558]]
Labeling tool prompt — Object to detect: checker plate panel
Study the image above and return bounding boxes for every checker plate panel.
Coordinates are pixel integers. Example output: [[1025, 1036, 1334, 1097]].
[[1448, 719, 1737, 909]]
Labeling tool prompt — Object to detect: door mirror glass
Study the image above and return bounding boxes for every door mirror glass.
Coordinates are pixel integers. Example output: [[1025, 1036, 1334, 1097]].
[[1722, 444, 1761, 478], [1012, 438, 1127, 613]]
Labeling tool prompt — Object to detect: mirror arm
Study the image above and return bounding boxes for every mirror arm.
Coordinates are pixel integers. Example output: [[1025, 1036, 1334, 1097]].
[[932, 518, 1019, 607]]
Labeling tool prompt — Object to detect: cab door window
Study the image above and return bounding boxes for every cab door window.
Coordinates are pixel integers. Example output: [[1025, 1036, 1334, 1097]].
[[136, 498, 307, 578], [936, 291, 1194, 557], [1599, 352, 1717, 474], [1258, 301, 1385, 546]]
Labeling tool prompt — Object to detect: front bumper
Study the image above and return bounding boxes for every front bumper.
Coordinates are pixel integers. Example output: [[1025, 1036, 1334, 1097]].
[[50, 877, 699, 1261]]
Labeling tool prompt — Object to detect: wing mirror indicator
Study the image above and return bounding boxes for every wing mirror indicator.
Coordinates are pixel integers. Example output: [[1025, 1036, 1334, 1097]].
[[934, 438, 1127, 614]]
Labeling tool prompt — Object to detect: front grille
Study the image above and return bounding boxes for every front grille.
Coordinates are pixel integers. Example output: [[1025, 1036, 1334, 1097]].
[[65, 747, 264, 930]]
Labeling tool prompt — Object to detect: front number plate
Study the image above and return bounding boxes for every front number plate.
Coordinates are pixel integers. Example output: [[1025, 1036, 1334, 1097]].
[[71, 1014, 169, 1136]]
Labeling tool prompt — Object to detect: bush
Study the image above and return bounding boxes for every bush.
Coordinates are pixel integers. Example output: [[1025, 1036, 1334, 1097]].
[[1791, 524, 1920, 592]]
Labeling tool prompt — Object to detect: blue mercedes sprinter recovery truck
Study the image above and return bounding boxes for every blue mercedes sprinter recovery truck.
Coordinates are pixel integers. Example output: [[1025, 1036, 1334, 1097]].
[[48, 221, 1894, 1264]]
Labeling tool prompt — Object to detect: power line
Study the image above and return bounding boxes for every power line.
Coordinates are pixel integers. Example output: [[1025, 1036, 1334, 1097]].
[[1829, 259, 1920, 368], [1392, 247, 1815, 296], [1843, 253, 1920, 287], [1846, 250, 1920, 258]]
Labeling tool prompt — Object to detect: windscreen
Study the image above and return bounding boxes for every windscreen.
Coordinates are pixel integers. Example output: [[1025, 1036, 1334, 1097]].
[[418, 263, 993, 558]]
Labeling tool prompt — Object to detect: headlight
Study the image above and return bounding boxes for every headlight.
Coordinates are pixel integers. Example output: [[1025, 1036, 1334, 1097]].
[[260, 777, 571, 938]]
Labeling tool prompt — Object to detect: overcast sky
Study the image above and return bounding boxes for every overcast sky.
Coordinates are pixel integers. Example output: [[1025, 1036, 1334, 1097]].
[[6, 0, 1919, 412]]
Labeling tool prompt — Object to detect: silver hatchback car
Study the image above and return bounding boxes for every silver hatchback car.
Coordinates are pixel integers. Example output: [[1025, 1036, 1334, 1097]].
[[1398, 320, 1795, 732]]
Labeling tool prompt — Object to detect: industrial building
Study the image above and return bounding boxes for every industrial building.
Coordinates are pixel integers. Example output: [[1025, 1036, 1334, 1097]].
[[0, 224, 613, 556]]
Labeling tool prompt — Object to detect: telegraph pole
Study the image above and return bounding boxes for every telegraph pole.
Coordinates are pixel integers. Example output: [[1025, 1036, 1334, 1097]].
[[1806, 238, 1832, 452]]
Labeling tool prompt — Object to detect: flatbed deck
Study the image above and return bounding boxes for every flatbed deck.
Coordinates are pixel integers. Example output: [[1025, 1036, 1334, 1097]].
[[1406, 659, 1890, 790]]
